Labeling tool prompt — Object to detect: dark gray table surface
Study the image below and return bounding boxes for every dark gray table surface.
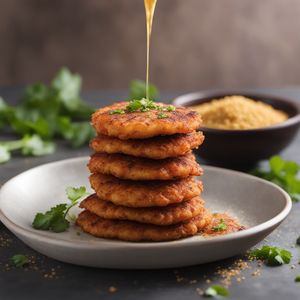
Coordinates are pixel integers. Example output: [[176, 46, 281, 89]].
[[0, 87, 300, 300]]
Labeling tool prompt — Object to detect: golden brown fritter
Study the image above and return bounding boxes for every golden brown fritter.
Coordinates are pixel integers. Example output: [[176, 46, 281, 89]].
[[88, 153, 202, 181], [80, 194, 205, 226], [91, 102, 202, 140], [202, 213, 246, 236], [90, 173, 203, 207], [76, 208, 212, 242], [90, 132, 205, 159]]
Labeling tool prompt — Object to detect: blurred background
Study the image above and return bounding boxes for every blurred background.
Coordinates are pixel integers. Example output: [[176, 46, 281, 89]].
[[1, 0, 300, 91]]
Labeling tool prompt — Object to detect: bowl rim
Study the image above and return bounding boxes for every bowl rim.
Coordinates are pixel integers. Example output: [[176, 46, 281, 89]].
[[173, 91, 300, 134]]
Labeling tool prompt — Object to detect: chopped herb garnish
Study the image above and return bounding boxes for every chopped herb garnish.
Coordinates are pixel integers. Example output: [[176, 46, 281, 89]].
[[249, 245, 292, 266], [212, 219, 227, 231], [204, 285, 229, 298], [109, 109, 125, 115], [11, 254, 29, 267], [126, 98, 157, 113], [296, 236, 300, 246], [253, 156, 300, 202], [166, 105, 176, 112], [295, 275, 300, 282], [32, 186, 89, 233], [157, 112, 168, 119]]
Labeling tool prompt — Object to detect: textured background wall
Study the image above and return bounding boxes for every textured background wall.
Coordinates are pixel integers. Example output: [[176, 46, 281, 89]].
[[0, 0, 300, 90]]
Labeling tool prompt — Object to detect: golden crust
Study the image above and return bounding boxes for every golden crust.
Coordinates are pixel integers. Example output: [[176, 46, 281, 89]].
[[90, 173, 203, 207], [202, 213, 246, 236], [88, 153, 202, 181], [80, 194, 205, 226], [91, 102, 202, 140], [90, 132, 205, 159], [76, 208, 212, 242]]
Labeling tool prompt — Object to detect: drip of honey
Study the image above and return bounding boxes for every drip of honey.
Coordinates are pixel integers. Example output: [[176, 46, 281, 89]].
[[144, 0, 157, 100]]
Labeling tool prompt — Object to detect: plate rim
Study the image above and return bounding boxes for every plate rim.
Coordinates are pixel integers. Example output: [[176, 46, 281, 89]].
[[0, 156, 292, 250]]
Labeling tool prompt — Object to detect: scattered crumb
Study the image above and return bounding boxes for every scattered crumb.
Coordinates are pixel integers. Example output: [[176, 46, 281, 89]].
[[216, 258, 250, 287], [196, 288, 203, 296], [252, 269, 261, 277], [189, 280, 197, 284], [108, 286, 117, 293]]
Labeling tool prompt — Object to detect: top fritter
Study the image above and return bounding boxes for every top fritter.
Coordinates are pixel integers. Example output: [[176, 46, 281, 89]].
[[91, 100, 202, 140]]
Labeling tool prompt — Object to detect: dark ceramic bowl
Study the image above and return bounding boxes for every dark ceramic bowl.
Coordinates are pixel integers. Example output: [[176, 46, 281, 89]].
[[173, 91, 300, 166]]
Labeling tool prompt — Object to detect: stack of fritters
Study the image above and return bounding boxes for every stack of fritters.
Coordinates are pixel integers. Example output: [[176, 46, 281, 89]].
[[76, 102, 212, 242]]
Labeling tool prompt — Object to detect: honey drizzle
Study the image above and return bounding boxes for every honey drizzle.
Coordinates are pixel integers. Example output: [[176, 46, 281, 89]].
[[144, 0, 157, 100]]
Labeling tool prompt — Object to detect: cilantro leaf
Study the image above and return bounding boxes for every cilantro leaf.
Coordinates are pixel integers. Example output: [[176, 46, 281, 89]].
[[11, 254, 29, 267], [32, 186, 89, 233], [0, 68, 95, 164], [51, 67, 82, 111], [212, 219, 227, 231], [129, 80, 159, 100], [253, 156, 300, 202], [32, 204, 68, 232], [57, 117, 95, 147], [295, 275, 300, 282], [0, 145, 11, 164], [249, 245, 292, 266], [0, 135, 55, 163], [66, 186, 88, 203], [21, 135, 55, 156], [204, 285, 229, 298]]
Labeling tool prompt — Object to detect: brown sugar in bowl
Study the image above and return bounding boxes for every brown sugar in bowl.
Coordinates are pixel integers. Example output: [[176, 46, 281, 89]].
[[173, 91, 300, 166]]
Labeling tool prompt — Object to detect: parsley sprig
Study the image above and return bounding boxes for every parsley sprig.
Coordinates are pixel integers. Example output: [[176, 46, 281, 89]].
[[253, 156, 300, 202], [249, 245, 292, 266], [32, 186, 89, 233], [0, 68, 95, 164]]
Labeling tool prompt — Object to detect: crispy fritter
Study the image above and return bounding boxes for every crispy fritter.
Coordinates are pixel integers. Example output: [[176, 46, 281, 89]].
[[88, 153, 202, 181], [80, 194, 205, 225], [202, 213, 246, 236], [91, 102, 202, 140], [76, 208, 212, 242], [90, 132, 205, 159], [90, 173, 203, 207]]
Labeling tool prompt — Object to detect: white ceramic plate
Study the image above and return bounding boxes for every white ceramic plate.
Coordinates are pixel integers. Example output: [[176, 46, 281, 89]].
[[0, 157, 291, 269]]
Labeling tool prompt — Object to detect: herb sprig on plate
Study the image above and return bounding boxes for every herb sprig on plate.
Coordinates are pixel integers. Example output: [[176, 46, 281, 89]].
[[32, 186, 89, 233]]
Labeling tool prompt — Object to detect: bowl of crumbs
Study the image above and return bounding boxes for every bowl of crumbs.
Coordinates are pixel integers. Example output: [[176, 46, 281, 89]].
[[173, 92, 300, 166]]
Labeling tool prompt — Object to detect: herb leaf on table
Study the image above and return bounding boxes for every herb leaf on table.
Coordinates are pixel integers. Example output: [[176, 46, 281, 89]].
[[249, 245, 292, 266], [11, 254, 29, 267], [253, 156, 300, 202], [204, 285, 229, 298]]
